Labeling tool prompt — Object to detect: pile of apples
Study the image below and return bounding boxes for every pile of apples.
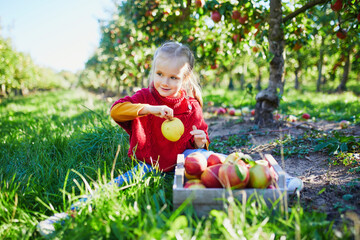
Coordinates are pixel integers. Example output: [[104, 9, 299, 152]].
[[183, 152, 278, 189]]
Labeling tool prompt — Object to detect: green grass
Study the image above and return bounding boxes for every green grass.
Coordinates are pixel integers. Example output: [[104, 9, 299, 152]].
[[0, 88, 356, 239]]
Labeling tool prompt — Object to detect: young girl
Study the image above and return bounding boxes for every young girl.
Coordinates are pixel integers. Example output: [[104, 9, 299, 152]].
[[37, 41, 211, 236], [110, 41, 210, 181]]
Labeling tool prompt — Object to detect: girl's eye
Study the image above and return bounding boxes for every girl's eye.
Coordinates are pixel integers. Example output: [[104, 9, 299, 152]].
[[171, 76, 179, 80], [157, 73, 162, 76]]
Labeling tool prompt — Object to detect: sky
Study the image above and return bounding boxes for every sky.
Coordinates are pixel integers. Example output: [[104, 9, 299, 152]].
[[0, 0, 114, 73]]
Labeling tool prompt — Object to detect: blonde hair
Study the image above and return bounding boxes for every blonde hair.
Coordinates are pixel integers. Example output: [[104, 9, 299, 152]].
[[149, 41, 203, 107]]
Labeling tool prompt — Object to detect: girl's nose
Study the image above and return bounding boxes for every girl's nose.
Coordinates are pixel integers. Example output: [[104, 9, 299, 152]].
[[162, 77, 170, 85]]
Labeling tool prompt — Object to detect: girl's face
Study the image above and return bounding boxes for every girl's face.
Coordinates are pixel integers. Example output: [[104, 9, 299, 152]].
[[153, 55, 189, 98]]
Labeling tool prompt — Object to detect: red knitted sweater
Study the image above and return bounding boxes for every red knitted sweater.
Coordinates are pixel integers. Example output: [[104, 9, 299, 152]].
[[111, 85, 209, 172]]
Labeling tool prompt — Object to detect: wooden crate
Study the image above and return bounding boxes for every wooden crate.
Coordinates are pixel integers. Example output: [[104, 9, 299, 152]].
[[173, 154, 288, 217]]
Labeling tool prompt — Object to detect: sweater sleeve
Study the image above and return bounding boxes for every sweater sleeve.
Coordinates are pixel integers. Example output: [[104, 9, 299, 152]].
[[110, 102, 149, 122]]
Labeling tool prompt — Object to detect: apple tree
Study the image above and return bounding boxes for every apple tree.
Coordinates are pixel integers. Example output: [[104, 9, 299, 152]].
[[87, 0, 359, 125]]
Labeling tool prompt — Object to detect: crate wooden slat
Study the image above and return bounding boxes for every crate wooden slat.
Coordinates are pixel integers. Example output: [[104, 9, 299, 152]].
[[173, 153, 288, 217]]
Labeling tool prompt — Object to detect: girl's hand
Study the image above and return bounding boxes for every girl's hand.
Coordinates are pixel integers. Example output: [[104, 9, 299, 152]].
[[141, 105, 174, 119], [190, 125, 207, 149]]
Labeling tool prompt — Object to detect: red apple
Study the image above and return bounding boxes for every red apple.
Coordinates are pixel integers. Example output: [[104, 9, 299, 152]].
[[232, 10, 240, 20], [340, 120, 350, 129], [254, 23, 260, 29], [238, 15, 248, 24], [232, 34, 240, 43], [274, 113, 281, 120], [211, 11, 221, 23], [218, 163, 249, 189], [331, 0, 343, 11], [358, 12, 360, 22], [195, 0, 204, 8], [336, 29, 347, 40], [256, 159, 278, 182], [207, 153, 226, 167], [293, 43, 302, 51], [185, 170, 201, 180], [224, 152, 252, 165], [211, 63, 218, 69], [184, 179, 206, 189], [251, 109, 255, 116], [228, 108, 236, 116], [216, 107, 226, 115], [184, 152, 207, 176], [201, 164, 223, 188], [248, 163, 272, 189], [302, 113, 310, 119], [287, 115, 297, 122]]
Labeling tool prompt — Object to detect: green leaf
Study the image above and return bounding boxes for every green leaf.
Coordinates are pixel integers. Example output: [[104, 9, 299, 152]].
[[317, 187, 326, 195], [314, 142, 331, 152], [342, 194, 353, 201], [235, 164, 246, 181], [340, 142, 348, 152]]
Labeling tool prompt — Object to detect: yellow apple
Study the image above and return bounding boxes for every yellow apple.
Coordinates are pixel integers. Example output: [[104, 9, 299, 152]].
[[161, 117, 184, 142]]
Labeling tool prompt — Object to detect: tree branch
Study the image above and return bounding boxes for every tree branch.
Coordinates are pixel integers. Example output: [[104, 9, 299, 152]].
[[283, 0, 328, 23]]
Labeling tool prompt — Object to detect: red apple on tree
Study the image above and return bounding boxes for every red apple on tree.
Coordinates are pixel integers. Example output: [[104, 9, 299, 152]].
[[232, 10, 241, 20], [293, 43, 302, 51], [251, 109, 255, 116], [219, 162, 249, 189], [207, 153, 226, 166], [184, 152, 207, 176], [201, 164, 223, 188], [232, 34, 240, 43], [211, 11, 221, 23], [195, 0, 204, 8], [336, 29, 347, 39], [331, 0, 343, 12], [238, 15, 248, 24]]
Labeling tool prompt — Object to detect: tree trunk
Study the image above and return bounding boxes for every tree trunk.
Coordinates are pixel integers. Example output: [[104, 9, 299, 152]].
[[240, 74, 245, 90], [256, 67, 262, 91], [228, 77, 234, 90], [294, 68, 300, 90], [294, 58, 302, 90], [316, 36, 325, 92], [255, 0, 285, 125], [336, 53, 351, 92]]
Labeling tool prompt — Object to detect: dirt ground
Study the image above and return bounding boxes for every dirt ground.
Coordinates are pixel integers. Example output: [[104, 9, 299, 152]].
[[204, 111, 360, 225]]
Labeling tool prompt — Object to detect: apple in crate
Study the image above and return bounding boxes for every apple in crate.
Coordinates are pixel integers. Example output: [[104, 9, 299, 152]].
[[225, 152, 252, 166], [207, 153, 226, 167], [248, 163, 272, 189], [184, 179, 206, 189], [185, 170, 201, 180], [218, 162, 249, 189], [184, 152, 207, 176], [201, 164, 223, 188], [255, 160, 278, 182]]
